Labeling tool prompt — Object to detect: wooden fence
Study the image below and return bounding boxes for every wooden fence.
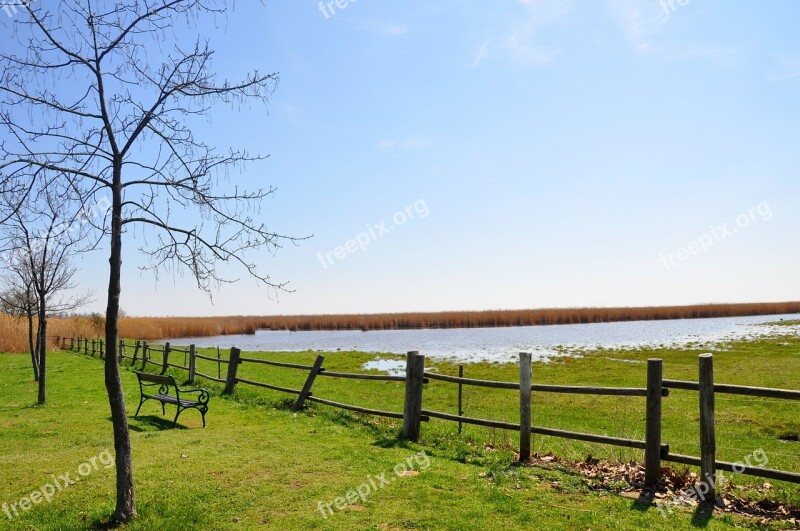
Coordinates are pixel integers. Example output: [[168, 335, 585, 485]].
[[62, 337, 800, 491]]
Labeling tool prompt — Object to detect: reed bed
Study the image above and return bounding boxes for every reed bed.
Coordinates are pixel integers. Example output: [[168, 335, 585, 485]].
[[2, 301, 797, 350], [0, 314, 100, 353], [121, 301, 800, 336]]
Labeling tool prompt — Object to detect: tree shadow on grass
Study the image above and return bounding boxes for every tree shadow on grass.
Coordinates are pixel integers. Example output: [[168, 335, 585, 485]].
[[111, 415, 187, 431], [87, 517, 123, 530]]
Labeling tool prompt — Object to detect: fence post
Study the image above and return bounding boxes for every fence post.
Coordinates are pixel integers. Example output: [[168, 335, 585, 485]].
[[294, 355, 325, 411], [161, 342, 171, 375], [699, 353, 716, 502], [458, 364, 464, 435], [223, 347, 242, 395], [92, 339, 97, 356], [99, 340, 104, 359], [188, 345, 196, 384], [118, 340, 125, 363], [131, 340, 141, 366], [519, 352, 532, 462], [70, 337, 74, 350], [645, 358, 663, 487], [402, 351, 425, 441], [140, 341, 149, 371], [84, 338, 88, 356]]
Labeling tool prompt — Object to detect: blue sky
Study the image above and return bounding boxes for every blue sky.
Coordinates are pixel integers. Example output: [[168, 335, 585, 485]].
[[46, 1, 800, 315]]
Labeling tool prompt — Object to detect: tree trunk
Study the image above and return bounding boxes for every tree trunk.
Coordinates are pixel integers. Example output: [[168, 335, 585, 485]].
[[27, 308, 39, 382], [37, 305, 46, 405], [105, 171, 136, 522], [34, 318, 40, 363]]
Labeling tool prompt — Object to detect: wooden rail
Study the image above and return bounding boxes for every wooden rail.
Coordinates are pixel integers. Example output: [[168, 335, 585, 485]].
[[318, 370, 406, 382], [236, 377, 302, 395], [238, 356, 314, 370], [424, 372, 519, 389], [306, 396, 408, 420], [194, 371, 225, 383], [664, 453, 800, 483], [664, 379, 800, 400], [195, 353, 228, 364]]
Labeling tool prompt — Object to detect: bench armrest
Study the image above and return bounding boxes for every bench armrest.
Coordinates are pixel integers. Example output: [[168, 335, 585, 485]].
[[178, 387, 210, 404], [180, 387, 208, 394]]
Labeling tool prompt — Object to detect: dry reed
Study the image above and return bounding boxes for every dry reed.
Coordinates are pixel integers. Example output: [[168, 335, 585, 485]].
[[3, 301, 798, 351]]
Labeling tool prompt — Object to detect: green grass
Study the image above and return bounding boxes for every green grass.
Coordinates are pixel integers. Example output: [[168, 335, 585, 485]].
[[0, 335, 798, 530]]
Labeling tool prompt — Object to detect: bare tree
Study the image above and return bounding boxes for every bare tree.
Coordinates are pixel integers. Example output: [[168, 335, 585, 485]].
[[0, 1, 300, 522], [0, 269, 39, 381], [0, 180, 95, 403]]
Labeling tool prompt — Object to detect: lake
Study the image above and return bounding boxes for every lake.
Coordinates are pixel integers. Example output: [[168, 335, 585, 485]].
[[161, 313, 800, 364]]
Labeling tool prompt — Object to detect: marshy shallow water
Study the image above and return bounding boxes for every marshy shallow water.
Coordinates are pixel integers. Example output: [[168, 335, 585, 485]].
[[164, 313, 800, 364]]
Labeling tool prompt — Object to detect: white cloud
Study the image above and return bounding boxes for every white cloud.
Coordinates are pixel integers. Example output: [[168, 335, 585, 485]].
[[503, 0, 574, 68], [604, 0, 746, 68], [605, 0, 666, 53], [770, 55, 800, 82], [505, 36, 560, 67], [471, 38, 491, 69]]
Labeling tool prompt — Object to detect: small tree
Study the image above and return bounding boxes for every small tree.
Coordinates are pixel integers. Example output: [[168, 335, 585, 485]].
[[0, 180, 95, 403], [1, 1, 301, 521], [0, 272, 39, 380]]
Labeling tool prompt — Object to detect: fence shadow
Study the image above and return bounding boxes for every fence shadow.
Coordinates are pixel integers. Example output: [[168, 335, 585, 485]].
[[628, 491, 654, 514], [690, 503, 714, 527], [371, 433, 414, 450]]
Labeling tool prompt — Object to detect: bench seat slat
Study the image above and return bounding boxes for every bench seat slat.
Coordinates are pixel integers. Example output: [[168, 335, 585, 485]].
[[142, 393, 201, 407]]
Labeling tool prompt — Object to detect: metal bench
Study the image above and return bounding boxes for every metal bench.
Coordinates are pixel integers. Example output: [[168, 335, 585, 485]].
[[134, 371, 210, 427]]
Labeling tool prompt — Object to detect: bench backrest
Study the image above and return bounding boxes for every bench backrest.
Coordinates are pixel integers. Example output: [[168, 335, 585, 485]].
[[135, 372, 176, 387]]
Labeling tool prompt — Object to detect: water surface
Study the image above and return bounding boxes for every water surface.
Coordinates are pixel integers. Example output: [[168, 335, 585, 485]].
[[163, 313, 800, 363]]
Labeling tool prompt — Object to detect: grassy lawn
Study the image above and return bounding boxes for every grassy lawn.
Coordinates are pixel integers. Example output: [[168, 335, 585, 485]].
[[0, 335, 797, 530]]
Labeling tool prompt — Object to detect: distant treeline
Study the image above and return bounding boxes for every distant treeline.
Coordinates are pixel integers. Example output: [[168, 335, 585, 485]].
[[61, 302, 800, 340]]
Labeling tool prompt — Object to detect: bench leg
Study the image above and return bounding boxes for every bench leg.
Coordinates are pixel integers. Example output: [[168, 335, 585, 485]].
[[135, 397, 146, 417], [173, 407, 182, 428], [200, 407, 207, 428], [161, 402, 166, 416]]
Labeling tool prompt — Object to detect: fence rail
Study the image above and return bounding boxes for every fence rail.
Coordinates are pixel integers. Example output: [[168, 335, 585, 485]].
[[61, 336, 800, 488], [664, 379, 800, 400], [319, 370, 407, 382]]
